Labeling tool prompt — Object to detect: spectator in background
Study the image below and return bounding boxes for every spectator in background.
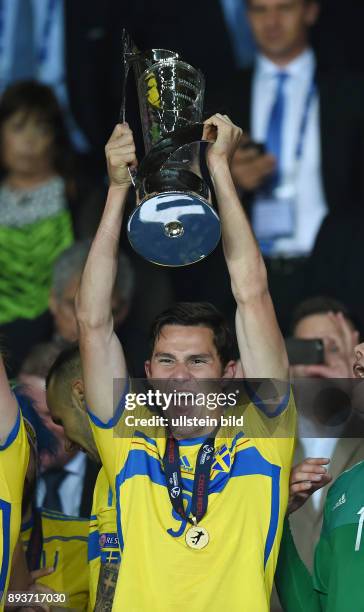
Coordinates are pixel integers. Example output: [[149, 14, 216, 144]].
[[210, 0, 364, 333], [288, 296, 364, 569], [0, 0, 123, 175], [0, 81, 74, 376], [48, 240, 147, 377], [18, 341, 99, 519], [0, 83, 108, 377]]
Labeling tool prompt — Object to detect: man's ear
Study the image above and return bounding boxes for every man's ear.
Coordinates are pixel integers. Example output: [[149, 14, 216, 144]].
[[71, 379, 85, 407], [222, 360, 237, 379]]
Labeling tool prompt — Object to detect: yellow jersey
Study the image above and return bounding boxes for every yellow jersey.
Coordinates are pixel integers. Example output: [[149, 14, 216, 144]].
[[88, 467, 119, 611], [0, 409, 29, 611], [21, 509, 89, 611], [88, 387, 296, 612]]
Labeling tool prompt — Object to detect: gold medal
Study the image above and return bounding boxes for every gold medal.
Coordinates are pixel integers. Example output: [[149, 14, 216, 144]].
[[185, 523, 209, 549]]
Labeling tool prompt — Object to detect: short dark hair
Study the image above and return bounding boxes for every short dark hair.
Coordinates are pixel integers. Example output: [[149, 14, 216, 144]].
[[291, 296, 359, 335], [0, 80, 73, 179], [149, 302, 234, 367], [46, 344, 81, 402]]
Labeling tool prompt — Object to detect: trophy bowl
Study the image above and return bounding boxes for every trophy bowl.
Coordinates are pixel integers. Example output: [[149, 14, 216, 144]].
[[123, 35, 221, 266]]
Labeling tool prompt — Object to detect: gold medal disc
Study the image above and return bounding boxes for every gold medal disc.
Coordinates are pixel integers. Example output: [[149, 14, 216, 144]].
[[185, 525, 209, 549]]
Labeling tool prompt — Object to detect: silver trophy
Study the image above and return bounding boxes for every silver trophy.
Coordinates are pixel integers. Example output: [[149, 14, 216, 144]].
[[121, 31, 220, 267]]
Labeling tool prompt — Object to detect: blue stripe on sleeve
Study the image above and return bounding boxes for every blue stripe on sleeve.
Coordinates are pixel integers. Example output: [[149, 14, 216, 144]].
[[243, 382, 290, 418], [88, 529, 100, 562], [0, 408, 20, 451], [0, 500, 11, 600], [87, 379, 130, 429]]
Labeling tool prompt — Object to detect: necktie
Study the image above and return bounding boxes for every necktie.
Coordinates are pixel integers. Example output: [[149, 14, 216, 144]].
[[42, 468, 67, 513], [11, 0, 37, 81], [265, 71, 288, 190]]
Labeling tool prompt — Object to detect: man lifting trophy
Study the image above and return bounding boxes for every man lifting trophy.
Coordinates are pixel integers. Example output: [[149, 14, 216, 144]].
[[122, 31, 221, 267]]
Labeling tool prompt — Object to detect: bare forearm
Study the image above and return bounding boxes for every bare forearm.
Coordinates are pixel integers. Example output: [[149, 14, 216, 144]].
[[212, 161, 267, 302], [95, 563, 120, 612], [76, 186, 129, 329]]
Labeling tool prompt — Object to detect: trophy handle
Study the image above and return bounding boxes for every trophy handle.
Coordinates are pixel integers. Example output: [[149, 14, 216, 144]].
[[134, 123, 206, 189], [120, 30, 138, 186]]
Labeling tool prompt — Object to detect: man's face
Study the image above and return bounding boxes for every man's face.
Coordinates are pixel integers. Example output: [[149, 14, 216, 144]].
[[18, 374, 72, 471], [247, 0, 319, 62], [145, 325, 235, 437], [50, 274, 128, 343], [49, 275, 80, 343], [292, 313, 355, 378], [46, 378, 100, 464]]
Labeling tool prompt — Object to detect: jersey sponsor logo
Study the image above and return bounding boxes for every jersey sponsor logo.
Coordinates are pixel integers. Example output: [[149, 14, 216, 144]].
[[332, 493, 346, 511]]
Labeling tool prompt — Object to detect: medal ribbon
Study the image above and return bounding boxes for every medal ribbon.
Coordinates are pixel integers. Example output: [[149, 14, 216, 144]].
[[163, 434, 215, 525]]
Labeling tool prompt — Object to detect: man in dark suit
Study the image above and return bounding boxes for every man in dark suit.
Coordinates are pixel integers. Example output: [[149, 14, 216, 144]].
[[208, 0, 364, 333]]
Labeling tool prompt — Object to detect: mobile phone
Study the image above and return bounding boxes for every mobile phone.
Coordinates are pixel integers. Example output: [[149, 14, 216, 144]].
[[285, 338, 325, 366], [239, 141, 266, 155]]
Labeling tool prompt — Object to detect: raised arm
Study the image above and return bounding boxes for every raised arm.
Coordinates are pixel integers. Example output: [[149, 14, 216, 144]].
[[0, 355, 19, 444], [75, 124, 137, 422], [204, 114, 288, 380]]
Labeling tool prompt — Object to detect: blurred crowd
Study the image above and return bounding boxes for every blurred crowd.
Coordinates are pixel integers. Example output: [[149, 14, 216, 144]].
[[1, 0, 364, 610]]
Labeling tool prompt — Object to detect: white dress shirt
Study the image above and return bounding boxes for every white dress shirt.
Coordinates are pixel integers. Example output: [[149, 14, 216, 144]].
[[37, 451, 87, 517], [0, 0, 89, 151], [252, 48, 328, 257]]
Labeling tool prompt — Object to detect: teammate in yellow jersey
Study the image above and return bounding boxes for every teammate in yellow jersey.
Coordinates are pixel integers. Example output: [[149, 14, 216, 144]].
[[88, 468, 119, 612], [76, 116, 296, 611], [20, 509, 89, 611], [5, 389, 89, 611], [0, 354, 30, 610], [45, 346, 120, 611]]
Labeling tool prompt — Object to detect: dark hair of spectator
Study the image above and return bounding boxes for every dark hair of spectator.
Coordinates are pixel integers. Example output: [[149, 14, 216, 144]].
[[0, 80, 73, 180], [14, 388, 58, 456], [149, 302, 234, 367], [290, 296, 360, 335]]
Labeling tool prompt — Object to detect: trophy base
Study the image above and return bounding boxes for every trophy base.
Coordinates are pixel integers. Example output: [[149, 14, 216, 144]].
[[127, 191, 221, 267]]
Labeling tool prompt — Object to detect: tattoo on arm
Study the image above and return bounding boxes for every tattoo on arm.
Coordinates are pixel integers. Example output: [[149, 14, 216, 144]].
[[94, 562, 120, 612]]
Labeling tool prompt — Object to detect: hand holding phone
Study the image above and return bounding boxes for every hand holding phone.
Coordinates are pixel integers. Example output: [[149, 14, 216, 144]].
[[231, 137, 275, 191]]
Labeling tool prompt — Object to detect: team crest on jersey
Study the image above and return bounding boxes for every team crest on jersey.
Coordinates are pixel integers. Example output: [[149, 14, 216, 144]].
[[211, 445, 231, 473]]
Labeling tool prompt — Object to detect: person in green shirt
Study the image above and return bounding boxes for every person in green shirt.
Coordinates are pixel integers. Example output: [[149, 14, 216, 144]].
[[277, 343, 364, 611]]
